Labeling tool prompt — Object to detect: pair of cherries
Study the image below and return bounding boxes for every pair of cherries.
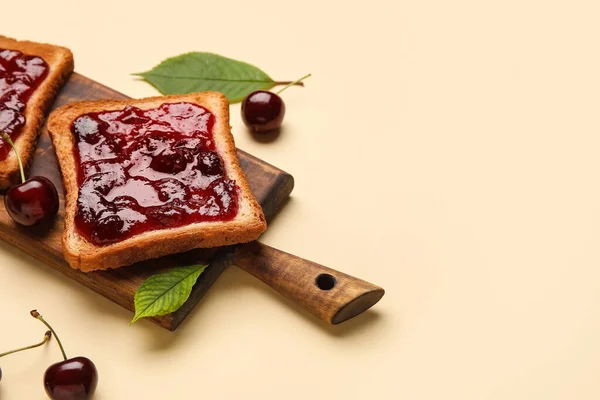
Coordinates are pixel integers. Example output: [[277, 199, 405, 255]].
[[1, 132, 59, 226], [0, 137, 93, 397], [0, 310, 98, 399]]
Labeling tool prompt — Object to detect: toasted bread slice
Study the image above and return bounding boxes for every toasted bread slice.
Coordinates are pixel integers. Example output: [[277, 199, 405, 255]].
[[0, 35, 74, 189], [48, 92, 267, 272]]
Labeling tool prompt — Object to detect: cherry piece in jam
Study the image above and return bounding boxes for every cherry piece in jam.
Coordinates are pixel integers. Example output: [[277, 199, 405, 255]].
[[0, 49, 49, 160], [72, 102, 240, 246]]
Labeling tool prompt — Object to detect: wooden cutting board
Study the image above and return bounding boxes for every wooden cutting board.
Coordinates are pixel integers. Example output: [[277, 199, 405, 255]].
[[0, 73, 294, 331]]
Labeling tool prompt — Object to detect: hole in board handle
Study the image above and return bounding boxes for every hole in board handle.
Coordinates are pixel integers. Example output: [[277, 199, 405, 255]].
[[315, 274, 336, 290]]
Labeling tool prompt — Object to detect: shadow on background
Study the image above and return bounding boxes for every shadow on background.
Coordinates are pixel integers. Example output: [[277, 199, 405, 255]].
[[216, 265, 386, 338]]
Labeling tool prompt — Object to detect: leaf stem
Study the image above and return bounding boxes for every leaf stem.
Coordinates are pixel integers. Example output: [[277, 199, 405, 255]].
[[0, 331, 52, 358], [274, 80, 305, 87], [31, 310, 67, 361], [276, 74, 312, 95], [0, 131, 26, 184]]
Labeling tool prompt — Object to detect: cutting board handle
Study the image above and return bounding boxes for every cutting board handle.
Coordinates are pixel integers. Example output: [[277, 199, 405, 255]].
[[233, 242, 385, 324]]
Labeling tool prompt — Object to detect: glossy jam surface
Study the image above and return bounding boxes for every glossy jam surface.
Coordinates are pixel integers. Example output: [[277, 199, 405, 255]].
[[0, 48, 49, 160], [72, 102, 239, 246]]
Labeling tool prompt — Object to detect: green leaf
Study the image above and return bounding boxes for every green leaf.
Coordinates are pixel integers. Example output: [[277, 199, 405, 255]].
[[134, 52, 276, 103], [131, 264, 207, 324]]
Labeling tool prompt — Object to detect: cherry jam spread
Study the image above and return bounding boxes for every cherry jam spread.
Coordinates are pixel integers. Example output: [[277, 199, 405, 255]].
[[72, 102, 239, 246], [0, 49, 49, 160]]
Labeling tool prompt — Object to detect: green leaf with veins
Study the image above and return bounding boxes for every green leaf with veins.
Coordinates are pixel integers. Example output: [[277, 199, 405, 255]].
[[134, 52, 283, 103], [131, 264, 207, 324]]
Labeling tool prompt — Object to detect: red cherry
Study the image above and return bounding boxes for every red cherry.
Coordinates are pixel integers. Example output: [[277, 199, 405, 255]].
[[241, 74, 310, 134], [30, 311, 99, 400], [4, 176, 59, 226], [44, 357, 98, 400], [241, 90, 286, 133], [1, 131, 59, 226]]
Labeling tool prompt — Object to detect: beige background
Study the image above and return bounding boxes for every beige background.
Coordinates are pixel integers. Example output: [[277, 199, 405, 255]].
[[1, 0, 599, 398]]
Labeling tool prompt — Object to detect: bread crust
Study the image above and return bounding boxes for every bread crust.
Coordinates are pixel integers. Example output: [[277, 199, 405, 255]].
[[48, 92, 267, 272], [0, 35, 74, 189]]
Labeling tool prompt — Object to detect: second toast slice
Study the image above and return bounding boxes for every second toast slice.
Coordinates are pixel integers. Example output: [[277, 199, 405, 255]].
[[48, 92, 266, 272], [0, 35, 74, 188]]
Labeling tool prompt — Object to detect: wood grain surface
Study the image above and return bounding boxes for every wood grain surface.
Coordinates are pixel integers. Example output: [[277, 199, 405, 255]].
[[0, 73, 294, 331], [234, 242, 385, 324]]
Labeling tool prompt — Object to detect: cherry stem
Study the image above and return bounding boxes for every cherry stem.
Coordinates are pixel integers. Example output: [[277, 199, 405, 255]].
[[0, 330, 52, 358], [31, 310, 67, 361], [276, 73, 312, 95], [0, 131, 26, 184]]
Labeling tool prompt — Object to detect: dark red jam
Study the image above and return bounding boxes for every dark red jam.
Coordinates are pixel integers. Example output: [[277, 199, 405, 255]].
[[72, 102, 239, 246], [0, 48, 49, 160]]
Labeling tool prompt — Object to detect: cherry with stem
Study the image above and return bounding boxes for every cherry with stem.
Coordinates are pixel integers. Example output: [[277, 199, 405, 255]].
[[242, 74, 311, 133], [31, 310, 98, 400], [1, 132, 59, 226]]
